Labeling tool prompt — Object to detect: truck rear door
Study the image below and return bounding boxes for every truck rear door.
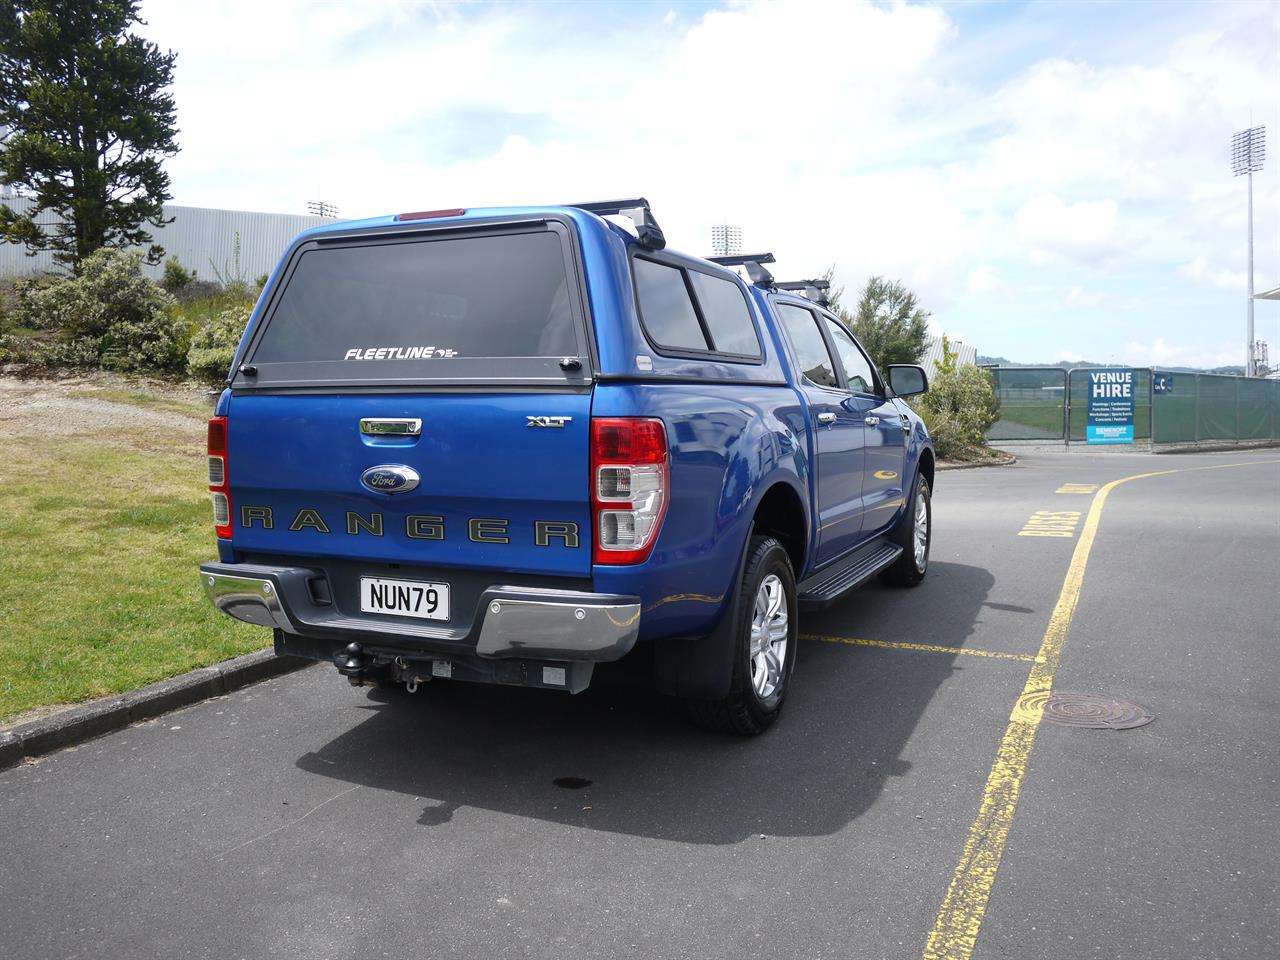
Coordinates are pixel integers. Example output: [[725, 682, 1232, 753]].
[[224, 218, 594, 578], [773, 301, 867, 564]]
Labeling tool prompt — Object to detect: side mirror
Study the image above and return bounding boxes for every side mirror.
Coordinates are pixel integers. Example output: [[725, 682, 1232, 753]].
[[887, 364, 928, 397]]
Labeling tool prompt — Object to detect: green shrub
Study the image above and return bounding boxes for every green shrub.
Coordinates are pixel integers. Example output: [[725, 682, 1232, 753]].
[[915, 336, 1000, 459], [186, 306, 250, 386], [0, 333, 39, 362], [161, 256, 195, 292], [9, 249, 187, 372], [0, 333, 100, 367], [7, 273, 61, 331]]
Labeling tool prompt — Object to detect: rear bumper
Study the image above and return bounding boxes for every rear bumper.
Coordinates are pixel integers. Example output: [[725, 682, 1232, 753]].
[[198, 562, 641, 663]]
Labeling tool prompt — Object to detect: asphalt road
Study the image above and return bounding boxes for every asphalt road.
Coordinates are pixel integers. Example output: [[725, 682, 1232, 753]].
[[2, 450, 1277, 960]]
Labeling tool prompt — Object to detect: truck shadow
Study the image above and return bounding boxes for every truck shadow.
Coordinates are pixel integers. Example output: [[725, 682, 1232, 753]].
[[296, 560, 998, 845]]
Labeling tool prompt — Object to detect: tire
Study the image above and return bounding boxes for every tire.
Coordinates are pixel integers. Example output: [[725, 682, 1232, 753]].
[[684, 535, 798, 736], [880, 472, 931, 588]]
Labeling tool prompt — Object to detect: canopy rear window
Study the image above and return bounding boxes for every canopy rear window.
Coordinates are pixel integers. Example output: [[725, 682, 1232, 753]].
[[240, 224, 589, 388]]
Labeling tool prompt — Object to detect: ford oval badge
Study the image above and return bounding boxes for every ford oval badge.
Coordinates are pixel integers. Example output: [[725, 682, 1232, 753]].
[[360, 464, 420, 495]]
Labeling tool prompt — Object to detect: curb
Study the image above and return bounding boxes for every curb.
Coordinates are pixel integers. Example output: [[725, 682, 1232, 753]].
[[1152, 439, 1280, 455], [937, 454, 1017, 471], [0, 650, 311, 771]]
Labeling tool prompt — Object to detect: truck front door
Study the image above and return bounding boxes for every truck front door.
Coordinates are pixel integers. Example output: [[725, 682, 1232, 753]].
[[817, 315, 908, 538]]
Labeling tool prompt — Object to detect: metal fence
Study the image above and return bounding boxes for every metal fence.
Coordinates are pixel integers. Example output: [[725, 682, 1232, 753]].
[[986, 367, 1280, 446]]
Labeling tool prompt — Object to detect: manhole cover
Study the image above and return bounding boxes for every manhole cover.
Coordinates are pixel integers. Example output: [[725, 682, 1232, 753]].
[[1018, 690, 1154, 730]]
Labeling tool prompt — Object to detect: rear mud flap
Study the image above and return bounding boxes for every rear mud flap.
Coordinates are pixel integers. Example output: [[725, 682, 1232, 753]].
[[652, 537, 752, 701]]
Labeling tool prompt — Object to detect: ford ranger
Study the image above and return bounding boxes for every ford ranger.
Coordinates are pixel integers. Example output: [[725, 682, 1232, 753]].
[[199, 200, 934, 735]]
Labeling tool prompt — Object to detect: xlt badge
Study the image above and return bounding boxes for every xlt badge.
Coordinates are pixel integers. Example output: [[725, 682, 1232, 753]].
[[527, 416, 572, 428], [360, 465, 420, 495]]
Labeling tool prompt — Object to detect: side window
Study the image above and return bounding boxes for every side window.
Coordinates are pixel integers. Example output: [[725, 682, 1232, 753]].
[[776, 304, 839, 389], [687, 270, 761, 357], [633, 258, 709, 351], [822, 316, 877, 395]]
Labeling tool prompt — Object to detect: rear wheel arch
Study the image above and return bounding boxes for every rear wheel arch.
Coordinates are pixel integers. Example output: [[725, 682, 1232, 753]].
[[751, 481, 807, 576]]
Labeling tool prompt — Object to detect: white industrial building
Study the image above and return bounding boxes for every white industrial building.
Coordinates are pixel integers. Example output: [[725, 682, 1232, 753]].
[[0, 195, 335, 280], [920, 334, 978, 371]]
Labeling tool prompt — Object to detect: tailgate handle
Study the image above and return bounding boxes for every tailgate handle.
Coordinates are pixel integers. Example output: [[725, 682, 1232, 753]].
[[360, 418, 422, 436]]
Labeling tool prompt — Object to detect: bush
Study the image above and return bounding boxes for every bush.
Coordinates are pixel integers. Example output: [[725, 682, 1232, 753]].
[[171, 278, 225, 304], [10, 249, 187, 372], [0, 332, 101, 367], [915, 336, 1000, 459], [161, 256, 195, 293], [186, 306, 250, 386], [6, 273, 60, 331]]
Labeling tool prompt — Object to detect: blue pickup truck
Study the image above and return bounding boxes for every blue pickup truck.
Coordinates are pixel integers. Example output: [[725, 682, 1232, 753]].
[[199, 200, 934, 735]]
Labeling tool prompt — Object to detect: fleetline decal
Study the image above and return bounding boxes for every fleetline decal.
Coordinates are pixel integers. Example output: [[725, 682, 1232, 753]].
[[343, 346, 459, 360]]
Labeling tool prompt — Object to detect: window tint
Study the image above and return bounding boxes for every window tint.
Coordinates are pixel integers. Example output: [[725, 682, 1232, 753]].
[[776, 304, 838, 388], [633, 258, 709, 351], [821, 316, 877, 394], [251, 232, 578, 367], [687, 270, 761, 357]]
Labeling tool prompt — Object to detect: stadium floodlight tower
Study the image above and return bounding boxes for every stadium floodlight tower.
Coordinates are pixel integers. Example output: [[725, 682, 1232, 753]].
[[1231, 125, 1266, 376], [711, 224, 742, 258]]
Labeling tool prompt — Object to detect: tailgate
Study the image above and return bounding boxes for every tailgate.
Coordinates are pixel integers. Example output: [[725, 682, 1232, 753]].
[[228, 392, 592, 576]]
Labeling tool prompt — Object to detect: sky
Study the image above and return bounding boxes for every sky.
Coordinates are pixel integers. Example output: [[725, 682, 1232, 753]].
[[137, 0, 1280, 368]]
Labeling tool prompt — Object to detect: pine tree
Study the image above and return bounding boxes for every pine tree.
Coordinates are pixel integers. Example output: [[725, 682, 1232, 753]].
[[0, 0, 178, 268]]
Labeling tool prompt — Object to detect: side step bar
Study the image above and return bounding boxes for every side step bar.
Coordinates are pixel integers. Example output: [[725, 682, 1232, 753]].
[[797, 540, 902, 610]]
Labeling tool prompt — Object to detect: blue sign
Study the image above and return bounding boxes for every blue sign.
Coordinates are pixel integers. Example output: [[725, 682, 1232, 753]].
[[1153, 373, 1174, 394], [1086, 368, 1135, 444]]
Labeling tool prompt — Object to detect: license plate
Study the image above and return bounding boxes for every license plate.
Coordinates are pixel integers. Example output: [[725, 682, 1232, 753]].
[[359, 577, 450, 621]]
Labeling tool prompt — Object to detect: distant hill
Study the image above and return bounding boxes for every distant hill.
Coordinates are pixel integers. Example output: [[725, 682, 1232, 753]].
[[976, 356, 1248, 376]]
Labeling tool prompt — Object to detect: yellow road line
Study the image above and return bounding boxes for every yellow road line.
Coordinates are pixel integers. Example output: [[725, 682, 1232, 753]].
[[804, 633, 1039, 663], [922, 458, 1280, 960]]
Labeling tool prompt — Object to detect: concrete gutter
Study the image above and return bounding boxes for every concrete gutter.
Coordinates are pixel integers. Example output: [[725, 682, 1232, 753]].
[[0, 651, 311, 770], [937, 453, 1017, 471]]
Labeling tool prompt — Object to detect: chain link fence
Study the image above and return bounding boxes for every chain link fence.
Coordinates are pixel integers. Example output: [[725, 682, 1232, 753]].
[[985, 367, 1280, 447]]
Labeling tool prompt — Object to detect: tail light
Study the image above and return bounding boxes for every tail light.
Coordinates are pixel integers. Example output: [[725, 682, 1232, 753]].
[[591, 418, 668, 564], [207, 416, 232, 539]]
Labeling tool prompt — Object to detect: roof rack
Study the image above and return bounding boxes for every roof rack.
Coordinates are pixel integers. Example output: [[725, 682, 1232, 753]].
[[567, 198, 665, 250], [776, 279, 831, 307], [707, 252, 776, 286]]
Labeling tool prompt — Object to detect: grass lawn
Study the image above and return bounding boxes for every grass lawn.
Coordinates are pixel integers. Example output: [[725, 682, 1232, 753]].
[[68, 387, 214, 419], [0, 429, 270, 724]]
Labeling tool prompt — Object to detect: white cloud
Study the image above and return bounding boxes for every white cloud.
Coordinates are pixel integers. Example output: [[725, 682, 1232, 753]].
[[132, 0, 1280, 365], [1016, 195, 1119, 265], [1178, 255, 1247, 290], [1124, 337, 1242, 369], [968, 264, 1001, 294], [1065, 286, 1107, 307]]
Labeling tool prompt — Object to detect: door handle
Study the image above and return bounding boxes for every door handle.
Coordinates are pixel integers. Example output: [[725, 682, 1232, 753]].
[[864, 416, 880, 426], [817, 412, 838, 425], [360, 418, 422, 436]]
